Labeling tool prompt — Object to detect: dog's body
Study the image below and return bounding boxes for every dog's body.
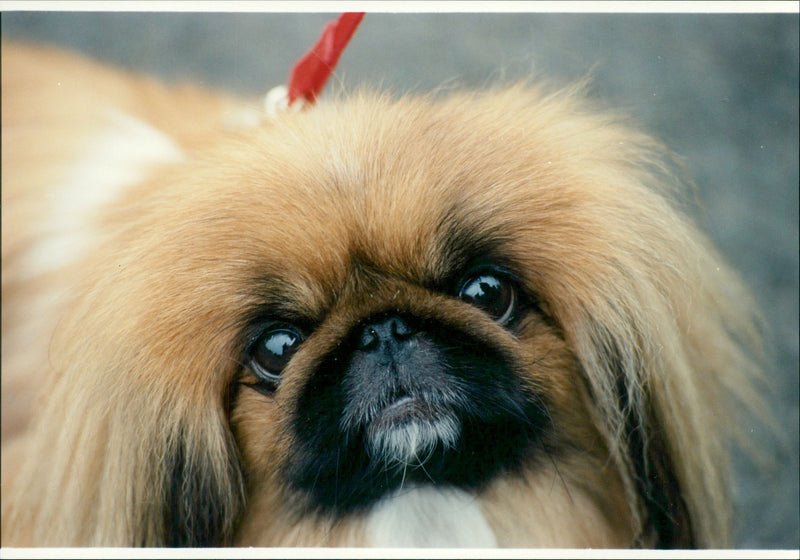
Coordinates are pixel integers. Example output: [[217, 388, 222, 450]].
[[1, 42, 761, 548]]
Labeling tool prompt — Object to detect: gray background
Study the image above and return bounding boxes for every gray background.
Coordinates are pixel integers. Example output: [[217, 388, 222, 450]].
[[2, 10, 798, 550]]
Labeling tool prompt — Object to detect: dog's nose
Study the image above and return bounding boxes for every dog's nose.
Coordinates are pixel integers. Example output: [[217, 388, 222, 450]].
[[357, 316, 415, 351]]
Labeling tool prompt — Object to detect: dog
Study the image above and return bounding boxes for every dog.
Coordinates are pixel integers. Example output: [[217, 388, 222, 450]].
[[0, 40, 762, 548]]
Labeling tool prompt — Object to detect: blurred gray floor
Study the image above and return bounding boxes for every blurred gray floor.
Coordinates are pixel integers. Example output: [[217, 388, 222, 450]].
[[2, 11, 798, 550]]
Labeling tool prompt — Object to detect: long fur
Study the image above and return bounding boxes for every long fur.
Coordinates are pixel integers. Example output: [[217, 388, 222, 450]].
[[1, 42, 762, 548]]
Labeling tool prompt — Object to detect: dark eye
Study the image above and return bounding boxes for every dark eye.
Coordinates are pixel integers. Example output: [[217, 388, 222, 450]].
[[458, 272, 518, 325], [247, 324, 305, 385]]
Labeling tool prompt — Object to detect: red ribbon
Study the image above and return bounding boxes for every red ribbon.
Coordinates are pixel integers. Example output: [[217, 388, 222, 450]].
[[287, 12, 365, 106]]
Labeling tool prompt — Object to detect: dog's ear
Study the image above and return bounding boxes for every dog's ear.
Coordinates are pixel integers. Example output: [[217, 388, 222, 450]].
[[568, 265, 760, 549], [560, 219, 762, 550], [528, 123, 764, 548], [2, 321, 246, 546]]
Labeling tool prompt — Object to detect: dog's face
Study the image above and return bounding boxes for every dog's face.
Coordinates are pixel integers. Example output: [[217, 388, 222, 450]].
[[228, 113, 587, 515]]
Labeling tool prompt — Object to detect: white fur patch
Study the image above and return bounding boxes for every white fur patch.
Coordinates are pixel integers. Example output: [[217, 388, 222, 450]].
[[367, 414, 460, 467], [365, 486, 497, 547], [20, 108, 183, 277]]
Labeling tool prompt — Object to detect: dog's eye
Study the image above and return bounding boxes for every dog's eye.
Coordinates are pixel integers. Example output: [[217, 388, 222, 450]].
[[458, 272, 517, 325], [248, 324, 305, 384]]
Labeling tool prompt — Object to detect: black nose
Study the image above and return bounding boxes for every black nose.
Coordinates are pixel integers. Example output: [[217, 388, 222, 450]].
[[357, 315, 415, 351]]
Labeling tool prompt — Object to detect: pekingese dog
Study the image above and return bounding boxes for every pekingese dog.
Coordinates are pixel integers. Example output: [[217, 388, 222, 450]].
[[1, 41, 762, 548]]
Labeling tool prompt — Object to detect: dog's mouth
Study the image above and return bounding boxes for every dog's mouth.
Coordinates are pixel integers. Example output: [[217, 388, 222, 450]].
[[371, 394, 425, 431], [376, 394, 418, 421], [365, 391, 451, 429]]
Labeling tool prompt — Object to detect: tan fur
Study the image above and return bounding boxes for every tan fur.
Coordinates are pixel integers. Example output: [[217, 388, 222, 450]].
[[1, 42, 761, 548]]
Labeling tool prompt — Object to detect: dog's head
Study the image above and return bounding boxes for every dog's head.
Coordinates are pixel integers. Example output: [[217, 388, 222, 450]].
[[6, 86, 761, 548]]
